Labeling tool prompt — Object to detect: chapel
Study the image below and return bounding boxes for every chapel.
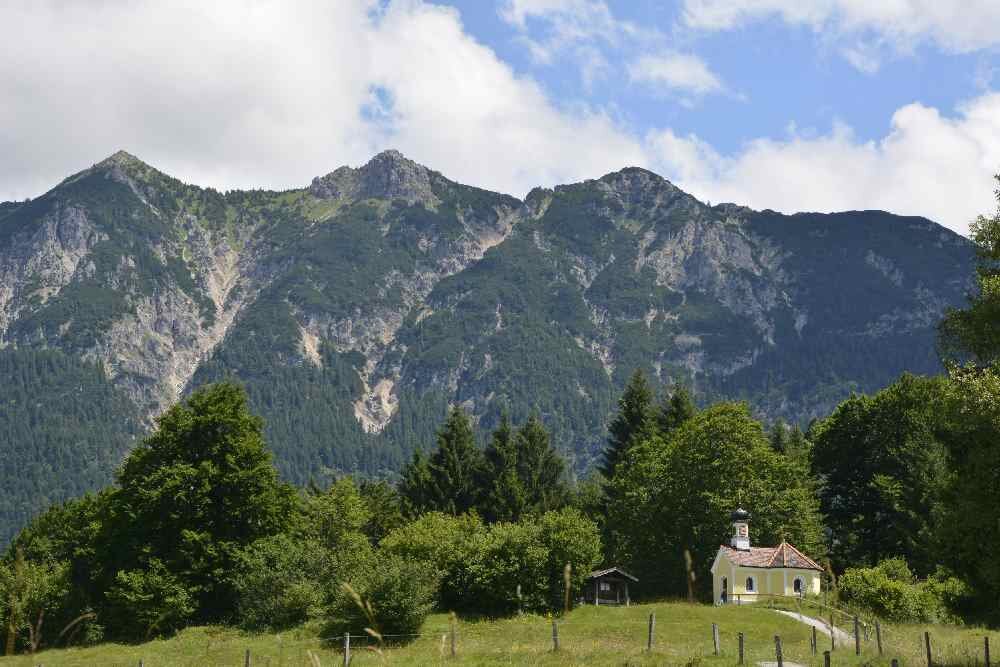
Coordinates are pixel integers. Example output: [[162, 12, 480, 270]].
[[710, 508, 823, 604]]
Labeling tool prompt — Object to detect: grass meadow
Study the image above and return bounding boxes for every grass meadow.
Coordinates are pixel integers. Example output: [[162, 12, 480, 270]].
[[0, 601, 995, 666]]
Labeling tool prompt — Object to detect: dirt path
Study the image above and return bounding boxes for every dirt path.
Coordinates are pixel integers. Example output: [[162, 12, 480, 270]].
[[774, 609, 853, 644]]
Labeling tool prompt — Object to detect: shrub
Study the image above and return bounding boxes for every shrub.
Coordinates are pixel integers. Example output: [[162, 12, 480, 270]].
[[296, 477, 372, 550], [326, 552, 439, 640], [838, 558, 971, 623], [103, 559, 195, 639], [229, 535, 337, 630], [380, 512, 483, 609], [538, 508, 602, 610], [458, 509, 602, 616], [462, 521, 549, 615]]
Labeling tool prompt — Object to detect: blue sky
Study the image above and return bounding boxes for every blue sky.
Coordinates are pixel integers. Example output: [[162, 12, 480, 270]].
[[2, 0, 1000, 234], [445, 1, 995, 154]]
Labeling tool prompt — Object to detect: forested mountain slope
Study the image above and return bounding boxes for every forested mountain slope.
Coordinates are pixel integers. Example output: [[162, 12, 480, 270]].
[[0, 150, 974, 539]]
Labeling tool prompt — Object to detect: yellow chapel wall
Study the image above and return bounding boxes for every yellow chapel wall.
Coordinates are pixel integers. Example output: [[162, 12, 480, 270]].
[[712, 565, 821, 603]]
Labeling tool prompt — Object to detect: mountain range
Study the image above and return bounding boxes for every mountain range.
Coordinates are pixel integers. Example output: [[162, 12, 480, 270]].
[[0, 149, 974, 543]]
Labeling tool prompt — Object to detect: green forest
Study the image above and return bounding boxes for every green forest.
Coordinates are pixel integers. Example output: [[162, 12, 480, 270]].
[[0, 349, 142, 545]]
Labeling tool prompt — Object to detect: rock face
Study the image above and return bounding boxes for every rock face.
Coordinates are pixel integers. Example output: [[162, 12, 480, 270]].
[[0, 150, 975, 500], [309, 149, 439, 206]]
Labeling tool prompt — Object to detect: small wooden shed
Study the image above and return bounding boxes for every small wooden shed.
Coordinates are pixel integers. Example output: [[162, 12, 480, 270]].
[[583, 567, 638, 606]]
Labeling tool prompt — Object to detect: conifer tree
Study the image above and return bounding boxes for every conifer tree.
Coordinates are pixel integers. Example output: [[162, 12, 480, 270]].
[[399, 407, 483, 516], [478, 414, 526, 522], [656, 384, 696, 437], [514, 414, 567, 515], [398, 451, 434, 517], [478, 414, 568, 522], [601, 369, 654, 480]]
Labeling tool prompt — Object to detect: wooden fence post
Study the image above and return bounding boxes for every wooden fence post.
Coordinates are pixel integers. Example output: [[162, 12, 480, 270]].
[[245, 648, 252, 667], [713, 623, 720, 656], [738, 632, 744, 665], [552, 620, 559, 652], [343, 633, 350, 667], [450, 614, 457, 658], [830, 614, 836, 651], [774, 635, 784, 667], [876, 620, 883, 655], [811, 626, 817, 654], [647, 613, 655, 651], [925, 631, 933, 667], [854, 616, 861, 655], [986, 636, 991, 667], [823, 650, 831, 667]]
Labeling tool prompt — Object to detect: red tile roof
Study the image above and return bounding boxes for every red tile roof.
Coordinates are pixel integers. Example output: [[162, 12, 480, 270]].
[[718, 542, 822, 571]]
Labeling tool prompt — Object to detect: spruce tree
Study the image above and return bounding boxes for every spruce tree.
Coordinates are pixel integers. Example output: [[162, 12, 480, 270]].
[[478, 414, 526, 522], [514, 414, 567, 515], [656, 384, 696, 437], [398, 451, 434, 517], [601, 369, 654, 480], [399, 407, 483, 516]]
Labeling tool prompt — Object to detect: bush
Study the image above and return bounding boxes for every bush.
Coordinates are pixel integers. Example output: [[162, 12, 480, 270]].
[[458, 509, 602, 616], [296, 478, 372, 550], [104, 559, 195, 639], [229, 535, 338, 630], [838, 558, 971, 623], [380, 512, 483, 609], [538, 508, 602, 610], [462, 521, 549, 615], [326, 552, 439, 640]]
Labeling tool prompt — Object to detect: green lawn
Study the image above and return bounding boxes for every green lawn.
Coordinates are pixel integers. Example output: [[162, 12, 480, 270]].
[[1, 602, 994, 666]]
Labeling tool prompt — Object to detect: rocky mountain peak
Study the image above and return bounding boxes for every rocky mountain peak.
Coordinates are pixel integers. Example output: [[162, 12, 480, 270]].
[[86, 150, 166, 194], [596, 166, 684, 199], [309, 149, 438, 206], [96, 150, 145, 170]]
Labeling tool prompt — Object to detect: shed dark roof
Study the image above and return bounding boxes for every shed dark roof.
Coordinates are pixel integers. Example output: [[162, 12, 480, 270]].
[[588, 566, 638, 582], [717, 542, 822, 571]]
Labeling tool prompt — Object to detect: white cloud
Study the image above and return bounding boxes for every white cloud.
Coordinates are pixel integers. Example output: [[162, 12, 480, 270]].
[[499, 0, 638, 44], [628, 53, 725, 96], [648, 93, 1000, 235], [1, 0, 996, 238], [682, 0, 1000, 72], [0, 0, 644, 202], [498, 0, 659, 86]]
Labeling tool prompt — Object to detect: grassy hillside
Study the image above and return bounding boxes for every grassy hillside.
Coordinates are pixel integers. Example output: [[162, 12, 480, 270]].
[[3, 601, 996, 666]]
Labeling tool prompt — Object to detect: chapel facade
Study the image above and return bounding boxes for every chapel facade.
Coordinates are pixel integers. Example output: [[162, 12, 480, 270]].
[[710, 508, 823, 604]]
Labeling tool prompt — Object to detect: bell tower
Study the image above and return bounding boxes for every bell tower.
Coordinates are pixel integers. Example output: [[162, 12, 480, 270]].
[[730, 508, 751, 551]]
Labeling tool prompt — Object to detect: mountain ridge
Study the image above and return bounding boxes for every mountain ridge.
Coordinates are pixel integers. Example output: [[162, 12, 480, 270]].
[[0, 149, 974, 543]]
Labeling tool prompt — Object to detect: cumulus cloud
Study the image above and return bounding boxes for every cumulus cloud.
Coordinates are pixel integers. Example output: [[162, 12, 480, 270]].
[[648, 93, 1000, 235], [1, 0, 996, 237], [498, 0, 670, 89], [628, 53, 725, 96], [682, 0, 1000, 72], [0, 0, 644, 202], [499, 0, 643, 47]]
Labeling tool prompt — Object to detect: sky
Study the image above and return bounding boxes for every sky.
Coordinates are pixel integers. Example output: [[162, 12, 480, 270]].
[[2, 1, 1000, 235]]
